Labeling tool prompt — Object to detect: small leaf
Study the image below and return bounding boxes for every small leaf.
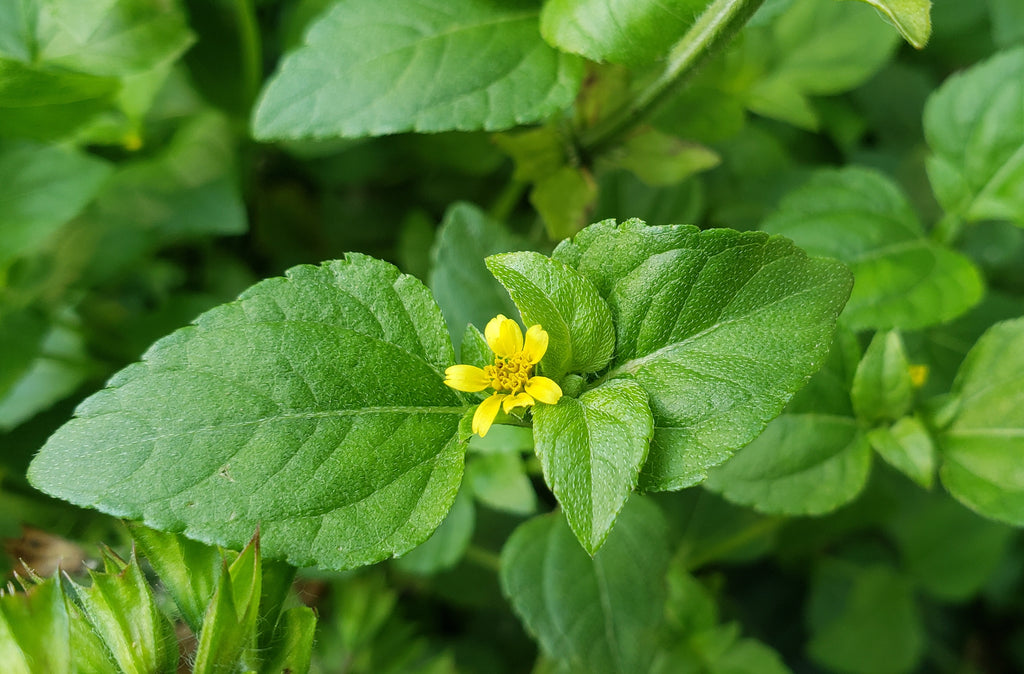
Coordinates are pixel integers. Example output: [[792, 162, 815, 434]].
[[530, 165, 599, 241], [939, 317, 1024, 525], [0, 140, 111, 266], [253, 0, 584, 139], [0, 576, 71, 674], [851, 330, 913, 424], [72, 551, 179, 674], [194, 535, 262, 674], [866, 416, 935, 488], [486, 251, 616, 381], [705, 414, 871, 516], [128, 523, 223, 633], [600, 127, 720, 187], [466, 452, 537, 515], [429, 203, 527, 350], [556, 220, 852, 490], [852, 0, 931, 49], [925, 47, 1024, 226], [761, 166, 983, 330], [501, 498, 670, 674], [540, 0, 707, 66], [807, 561, 924, 674], [532, 379, 653, 553], [260, 606, 317, 674], [29, 255, 467, 569]]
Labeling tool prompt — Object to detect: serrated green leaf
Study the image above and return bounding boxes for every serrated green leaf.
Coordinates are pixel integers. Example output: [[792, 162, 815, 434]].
[[885, 490, 1013, 601], [539, 0, 707, 66], [29, 254, 468, 569], [761, 167, 983, 330], [866, 416, 935, 489], [851, 330, 913, 424], [466, 451, 537, 515], [556, 219, 852, 490], [807, 561, 924, 674], [925, 47, 1024, 226], [194, 535, 262, 673], [429, 203, 526, 350], [252, 0, 584, 139], [853, 0, 931, 49], [0, 140, 111, 266], [785, 326, 860, 417], [501, 498, 670, 674], [128, 523, 223, 633], [394, 486, 475, 575], [532, 379, 653, 553], [486, 251, 615, 381], [939, 317, 1024, 525], [706, 414, 871, 516], [0, 576, 70, 674], [72, 551, 179, 674]]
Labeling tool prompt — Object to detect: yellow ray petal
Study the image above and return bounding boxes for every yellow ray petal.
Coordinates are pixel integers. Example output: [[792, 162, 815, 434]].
[[473, 393, 505, 437], [484, 314, 507, 352], [525, 376, 562, 405], [444, 364, 491, 392], [502, 392, 535, 413], [523, 324, 549, 364], [492, 317, 524, 358]]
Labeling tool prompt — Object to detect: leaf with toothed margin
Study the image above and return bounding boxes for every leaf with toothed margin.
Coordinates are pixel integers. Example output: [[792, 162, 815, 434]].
[[28, 254, 469, 570]]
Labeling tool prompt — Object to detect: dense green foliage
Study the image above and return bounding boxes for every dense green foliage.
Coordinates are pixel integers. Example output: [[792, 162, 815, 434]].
[[3, 0, 1024, 672]]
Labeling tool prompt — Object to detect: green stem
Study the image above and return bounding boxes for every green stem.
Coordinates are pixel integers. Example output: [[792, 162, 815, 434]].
[[489, 179, 528, 223], [464, 545, 502, 573], [579, 0, 766, 154], [233, 0, 262, 111]]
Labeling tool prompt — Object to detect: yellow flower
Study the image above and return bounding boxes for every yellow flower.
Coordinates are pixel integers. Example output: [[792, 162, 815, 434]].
[[444, 315, 563, 437]]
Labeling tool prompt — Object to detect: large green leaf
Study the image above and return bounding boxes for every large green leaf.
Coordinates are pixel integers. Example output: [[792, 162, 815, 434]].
[[555, 219, 852, 490], [29, 255, 468, 570], [761, 166, 983, 330], [500, 498, 670, 674], [925, 47, 1024, 226], [486, 251, 616, 381], [532, 379, 653, 553], [0, 140, 111, 266], [705, 414, 871, 516], [429, 203, 527, 350], [540, 0, 708, 66], [252, 0, 584, 139], [939, 317, 1024, 525]]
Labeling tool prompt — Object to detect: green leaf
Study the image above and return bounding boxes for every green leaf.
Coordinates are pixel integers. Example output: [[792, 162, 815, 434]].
[[128, 523, 223, 633], [705, 414, 872, 516], [866, 416, 935, 489], [556, 219, 852, 490], [486, 251, 616, 381], [925, 47, 1024, 226], [0, 140, 111, 267], [885, 490, 1014, 601], [1, 0, 194, 77], [807, 561, 924, 674], [532, 379, 653, 553], [253, 0, 584, 139], [529, 165, 599, 241], [785, 325, 860, 417], [429, 203, 526, 350], [260, 606, 316, 674], [989, 0, 1024, 48], [500, 498, 670, 674], [72, 550, 179, 674], [0, 59, 118, 140], [0, 576, 71, 674], [465, 451, 537, 515], [194, 535, 262, 674], [0, 307, 49, 399], [761, 166, 983, 330], [939, 317, 1024, 525], [600, 127, 720, 187], [851, 330, 913, 424], [747, 0, 899, 129], [539, 0, 707, 66], [394, 486, 475, 575], [852, 0, 931, 49], [29, 255, 468, 570]]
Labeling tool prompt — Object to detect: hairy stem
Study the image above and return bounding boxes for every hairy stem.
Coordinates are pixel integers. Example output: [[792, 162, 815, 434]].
[[579, 0, 766, 154]]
